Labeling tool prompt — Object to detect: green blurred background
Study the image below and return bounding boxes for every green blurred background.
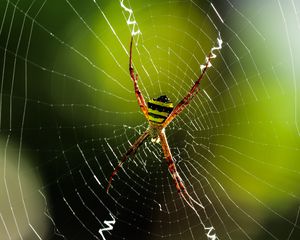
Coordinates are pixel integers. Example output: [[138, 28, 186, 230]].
[[0, 0, 299, 239]]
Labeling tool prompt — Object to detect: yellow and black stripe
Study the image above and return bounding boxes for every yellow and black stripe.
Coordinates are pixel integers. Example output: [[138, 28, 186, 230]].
[[147, 95, 174, 124]]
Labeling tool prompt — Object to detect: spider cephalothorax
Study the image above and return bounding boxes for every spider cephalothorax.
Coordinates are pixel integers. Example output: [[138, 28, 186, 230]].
[[106, 36, 221, 211]]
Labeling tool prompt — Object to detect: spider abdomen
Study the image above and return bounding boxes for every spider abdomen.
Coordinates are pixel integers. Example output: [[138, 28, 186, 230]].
[[147, 95, 174, 124]]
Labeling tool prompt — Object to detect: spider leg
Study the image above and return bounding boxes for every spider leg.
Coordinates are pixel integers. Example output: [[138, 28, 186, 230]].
[[162, 52, 214, 128], [106, 130, 150, 193], [129, 36, 149, 119], [159, 131, 204, 210]]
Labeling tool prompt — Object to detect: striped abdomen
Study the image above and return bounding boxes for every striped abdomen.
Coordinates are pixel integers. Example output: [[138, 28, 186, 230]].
[[147, 96, 174, 124]]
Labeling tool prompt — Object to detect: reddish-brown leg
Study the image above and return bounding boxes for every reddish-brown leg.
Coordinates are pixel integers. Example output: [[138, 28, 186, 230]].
[[163, 52, 213, 128], [106, 130, 150, 192], [129, 37, 148, 118], [159, 131, 203, 210]]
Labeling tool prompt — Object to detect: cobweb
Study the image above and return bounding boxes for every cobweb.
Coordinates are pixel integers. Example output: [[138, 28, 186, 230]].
[[0, 0, 300, 239]]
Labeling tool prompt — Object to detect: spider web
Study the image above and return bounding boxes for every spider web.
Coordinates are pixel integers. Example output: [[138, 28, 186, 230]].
[[0, 0, 300, 239]]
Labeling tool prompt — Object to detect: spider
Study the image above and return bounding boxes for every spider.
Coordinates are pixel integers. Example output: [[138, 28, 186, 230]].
[[107, 36, 221, 209]]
